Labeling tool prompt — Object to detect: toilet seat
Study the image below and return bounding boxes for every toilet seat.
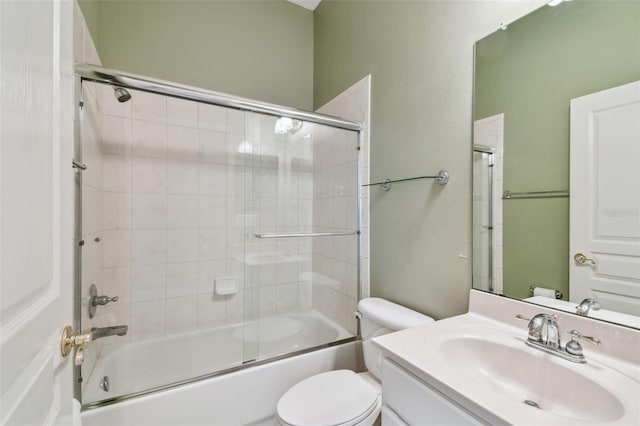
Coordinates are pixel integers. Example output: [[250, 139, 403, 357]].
[[276, 370, 380, 426]]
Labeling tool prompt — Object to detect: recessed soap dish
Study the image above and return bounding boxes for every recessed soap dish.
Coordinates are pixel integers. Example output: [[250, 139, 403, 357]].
[[215, 276, 238, 295]]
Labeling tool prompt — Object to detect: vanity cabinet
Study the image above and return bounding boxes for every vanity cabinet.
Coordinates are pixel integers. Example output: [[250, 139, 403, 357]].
[[381, 358, 486, 426]]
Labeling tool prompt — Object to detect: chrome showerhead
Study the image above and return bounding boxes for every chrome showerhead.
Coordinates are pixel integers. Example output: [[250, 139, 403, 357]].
[[113, 87, 132, 103]]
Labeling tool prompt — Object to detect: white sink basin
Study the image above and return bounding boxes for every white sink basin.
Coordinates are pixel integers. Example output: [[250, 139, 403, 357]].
[[374, 313, 640, 425], [440, 337, 625, 423]]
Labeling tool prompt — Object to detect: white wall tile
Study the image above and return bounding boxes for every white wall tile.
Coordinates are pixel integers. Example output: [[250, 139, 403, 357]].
[[198, 228, 227, 260], [167, 262, 198, 297], [197, 294, 226, 327], [298, 281, 312, 310], [276, 283, 298, 313], [167, 97, 198, 128], [198, 164, 227, 196], [227, 109, 244, 135], [133, 157, 167, 194], [198, 196, 227, 228], [131, 299, 166, 337], [166, 296, 198, 331], [100, 267, 132, 304], [226, 133, 246, 166], [259, 285, 276, 316], [167, 229, 198, 263], [132, 90, 167, 122], [132, 264, 166, 302], [167, 160, 198, 194], [167, 194, 197, 228], [103, 154, 132, 193], [132, 229, 167, 265], [132, 193, 167, 229], [101, 115, 132, 155], [103, 192, 132, 230], [167, 125, 198, 161], [102, 230, 131, 268], [198, 129, 228, 164], [82, 186, 103, 236], [225, 291, 244, 324], [198, 104, 227, 132], [132, 119, 167, 158]]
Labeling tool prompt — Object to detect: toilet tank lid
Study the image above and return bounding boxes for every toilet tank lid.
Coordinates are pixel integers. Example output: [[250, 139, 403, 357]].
[[358, 298, 434, 330]]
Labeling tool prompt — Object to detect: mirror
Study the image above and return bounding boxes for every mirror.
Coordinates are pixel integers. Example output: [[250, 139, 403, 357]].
[[472, 0, 640, 328]]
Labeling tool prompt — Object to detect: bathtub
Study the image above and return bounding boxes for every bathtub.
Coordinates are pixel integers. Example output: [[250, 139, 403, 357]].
[[82, 340, 361, 426], [83, 309, 353, 405]]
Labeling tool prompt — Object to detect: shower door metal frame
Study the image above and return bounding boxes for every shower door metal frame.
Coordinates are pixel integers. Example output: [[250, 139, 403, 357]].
[[73, 64, 365, 409], [473, 145, 495, 293]]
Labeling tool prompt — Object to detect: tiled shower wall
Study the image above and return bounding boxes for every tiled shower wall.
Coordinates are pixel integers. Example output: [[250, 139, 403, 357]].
[[83, 85, 257, 338], [313, 76, 371, 334], [82, 88, 362, 340]]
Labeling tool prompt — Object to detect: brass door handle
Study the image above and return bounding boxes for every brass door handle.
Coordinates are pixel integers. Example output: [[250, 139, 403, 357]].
[[574, 253, 596, 265], [61, 326, 92, 365]]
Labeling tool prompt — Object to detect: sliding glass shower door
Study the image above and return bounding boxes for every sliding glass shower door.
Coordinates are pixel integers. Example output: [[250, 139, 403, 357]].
[[77, 76, 360, 407], [242, 112, 360, 362]]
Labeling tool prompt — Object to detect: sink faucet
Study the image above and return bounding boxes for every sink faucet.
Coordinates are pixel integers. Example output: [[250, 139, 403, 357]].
[[516, 314, 600, 363], [575, 298, 601, 316], [91, 325, 128, 340], [526, 313, 560, 349]]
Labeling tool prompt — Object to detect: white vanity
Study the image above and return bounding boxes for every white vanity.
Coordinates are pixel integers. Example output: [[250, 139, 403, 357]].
[[373, 290, 640, 426]]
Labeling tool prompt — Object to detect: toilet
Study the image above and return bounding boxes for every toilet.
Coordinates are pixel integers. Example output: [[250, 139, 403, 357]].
[[276, 298, 435, 426]]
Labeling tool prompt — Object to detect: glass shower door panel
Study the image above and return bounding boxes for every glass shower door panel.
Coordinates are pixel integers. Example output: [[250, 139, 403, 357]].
[[244, 112, 359, 362], [79, 81, 248, 404], [472, 151, 493, 291]]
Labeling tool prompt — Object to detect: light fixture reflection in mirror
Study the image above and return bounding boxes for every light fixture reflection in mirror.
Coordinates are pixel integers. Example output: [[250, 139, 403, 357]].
[[472, 0, 640, 329]]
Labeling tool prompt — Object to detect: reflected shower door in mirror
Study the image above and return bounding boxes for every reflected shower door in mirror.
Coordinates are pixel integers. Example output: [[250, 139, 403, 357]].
[[472, 0, 640, 329]]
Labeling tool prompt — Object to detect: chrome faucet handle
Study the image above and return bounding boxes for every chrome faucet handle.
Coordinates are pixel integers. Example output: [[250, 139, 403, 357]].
[[515, 314, 530, 321], [92, 294, 119, 306], [565, 330, 601, 356], [88, 284, 120, 319], [525, 313, 560, 347]]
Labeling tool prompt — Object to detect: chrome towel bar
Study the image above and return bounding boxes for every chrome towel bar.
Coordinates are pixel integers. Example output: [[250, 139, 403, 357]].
[[363, 170, 449, 191], [503, 189, 569, 199], [254, 230, 357, 239]]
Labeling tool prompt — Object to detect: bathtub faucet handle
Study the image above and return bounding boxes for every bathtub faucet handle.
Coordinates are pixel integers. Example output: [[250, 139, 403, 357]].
[[92, 294, 119, 306], [88, 284, 119, 319]]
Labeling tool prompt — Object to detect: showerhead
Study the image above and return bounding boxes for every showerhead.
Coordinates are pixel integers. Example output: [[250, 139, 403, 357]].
[[113, 87, 132, 103]]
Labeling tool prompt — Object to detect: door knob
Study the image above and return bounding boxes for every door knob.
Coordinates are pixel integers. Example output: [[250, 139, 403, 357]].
[[60, 326, 92, 365], [574, 253, 596, 265]]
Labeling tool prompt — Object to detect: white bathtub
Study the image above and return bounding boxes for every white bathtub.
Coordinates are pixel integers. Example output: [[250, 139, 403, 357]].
[[83, 309, 353, 404], [81, 341, 362, 426]]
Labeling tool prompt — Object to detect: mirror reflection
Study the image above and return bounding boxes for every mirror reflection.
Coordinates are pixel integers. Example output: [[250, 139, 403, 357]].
[[472, 0, 640, 328]]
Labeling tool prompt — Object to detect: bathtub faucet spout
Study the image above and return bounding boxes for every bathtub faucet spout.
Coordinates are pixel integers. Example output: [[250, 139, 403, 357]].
[[91, 325, 128, 340]]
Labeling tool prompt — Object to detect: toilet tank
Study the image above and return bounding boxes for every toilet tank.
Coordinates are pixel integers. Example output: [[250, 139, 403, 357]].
[[358, 298, 434, 380]]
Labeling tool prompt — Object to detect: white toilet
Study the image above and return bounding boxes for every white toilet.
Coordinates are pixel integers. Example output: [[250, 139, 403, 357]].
[[276, 298, 434, 426]]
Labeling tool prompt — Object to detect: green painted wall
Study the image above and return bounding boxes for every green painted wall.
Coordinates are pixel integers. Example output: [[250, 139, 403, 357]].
[[314, 0, 546, 319], [78, 0, 102, 51], [475, 1, 640, 300], [78, 0, 313, 110]]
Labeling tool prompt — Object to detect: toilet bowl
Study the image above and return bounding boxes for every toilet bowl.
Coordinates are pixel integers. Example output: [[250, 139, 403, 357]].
[[275, 298, 434, 426], [276, 370, 381, 426]]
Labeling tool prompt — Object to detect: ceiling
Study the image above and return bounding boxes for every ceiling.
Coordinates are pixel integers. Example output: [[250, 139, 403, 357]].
[[287, 0, 322, 11]]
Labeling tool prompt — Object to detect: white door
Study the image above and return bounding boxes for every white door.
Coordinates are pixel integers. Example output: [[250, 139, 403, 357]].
[[1, 1, 75, 424], [570, 80, 640, 316]]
